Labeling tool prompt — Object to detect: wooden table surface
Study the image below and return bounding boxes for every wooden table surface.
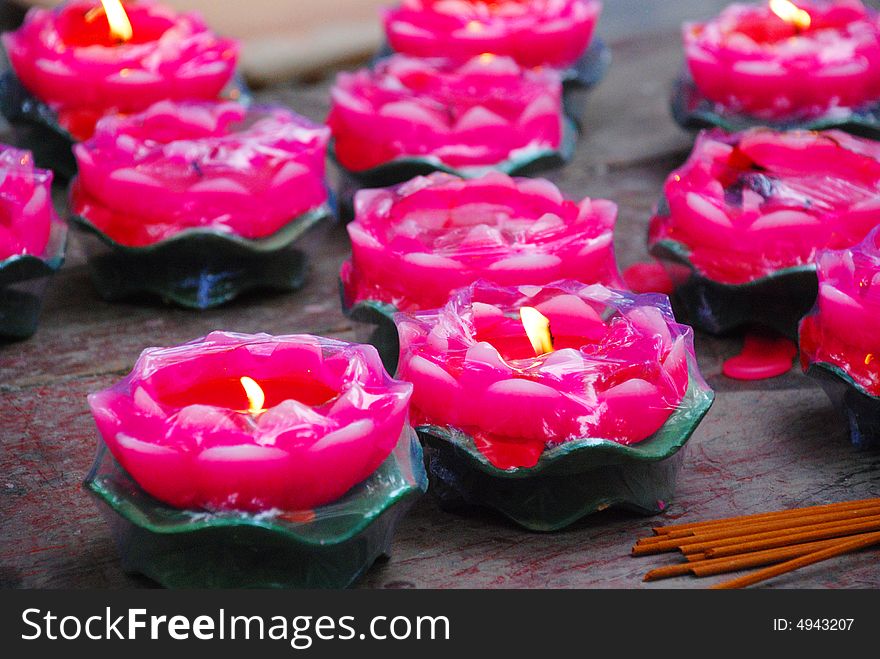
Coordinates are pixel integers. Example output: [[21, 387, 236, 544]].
[[2, 1, 879, 589]]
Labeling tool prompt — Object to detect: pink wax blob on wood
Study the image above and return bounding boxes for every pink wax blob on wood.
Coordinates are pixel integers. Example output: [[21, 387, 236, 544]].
[[649, 128, 880, 285], [0, 145, 55, 261], [383, 0, 602, 69], [722, 331, 798, 380], [684, 0, 880, 120], [800, 227, 880, 395], [328, 53, 564, 172], [70, 100, 330, 247], [622, 262, 675, 295], [395, 280, 703, 470], [88, 332, 413, 512], [341, 172, 623, 312], [1, 0, 239, 140]]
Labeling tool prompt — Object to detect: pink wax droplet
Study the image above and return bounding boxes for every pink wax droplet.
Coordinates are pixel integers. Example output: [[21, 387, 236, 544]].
[[722, 332, 798, 380], [622, 262, 674, 295]]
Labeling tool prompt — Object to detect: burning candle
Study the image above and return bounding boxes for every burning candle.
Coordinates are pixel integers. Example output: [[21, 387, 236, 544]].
[[70, 100, 330, 247], [395, 280, 700, 470], [383, 0, 603, 69], [684, 0, 880, 120], [88, 332, 414, 512], [2, 0, 239, 140], [328, 54, 566, 175], [650, 127, 880, 333], [341, 172, 622, 314]]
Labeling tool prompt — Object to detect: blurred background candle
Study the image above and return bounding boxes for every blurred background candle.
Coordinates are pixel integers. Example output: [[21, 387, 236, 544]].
[[684, 0, 880, 119], [2, 0, 239, 139], [328, 53, 564, 173], [342, 172, 622, 312], [71, 100, 329, 246], [650, 128, 880, 285], [0, 144, 54, 260], [383, 0, 603, 69]]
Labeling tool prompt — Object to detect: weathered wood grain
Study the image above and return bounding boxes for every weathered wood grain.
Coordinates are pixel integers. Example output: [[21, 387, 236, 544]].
[[1, 2, 878, 589]]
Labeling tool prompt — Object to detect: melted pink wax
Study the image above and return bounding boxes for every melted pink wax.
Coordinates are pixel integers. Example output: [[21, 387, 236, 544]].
[[622, 262, 675, 295], [722, 331, 797, 381]]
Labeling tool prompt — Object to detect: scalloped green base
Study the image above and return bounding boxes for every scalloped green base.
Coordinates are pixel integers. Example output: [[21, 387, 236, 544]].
[[650, 237, 817, 338], [0, 220, 67, 340], [417, 366, 714, 531], [0, 68, 251, 180], [84, 428, 428, 589], [339, 284, 401, 373], [672, 72, 880, 137], [71, 205, 331, 309], [333, 117, 579, 220], [806, 362, 880, 450]]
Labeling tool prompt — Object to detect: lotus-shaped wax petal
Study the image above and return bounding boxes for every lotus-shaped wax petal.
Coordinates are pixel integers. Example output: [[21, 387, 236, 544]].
[[1, 0, 239, 140], [0, 145, 54, 260], [328, 54, 564, 173], [684, 0, 880, 120], [800, 228, 880, 395], [395, 280, 702, 470], [384, 0, 602, 69], [342, 172, 622, 312], [649, 128, 880, 285], [87, 332, 413, 512], [71, 100, 330, 247]]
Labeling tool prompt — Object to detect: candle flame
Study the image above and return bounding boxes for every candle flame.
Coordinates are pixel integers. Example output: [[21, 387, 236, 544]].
[[769, 0, 811, 30], [520, 307, 554, 356], [240, 376, 266, 414], [100, 0, 134, 42]]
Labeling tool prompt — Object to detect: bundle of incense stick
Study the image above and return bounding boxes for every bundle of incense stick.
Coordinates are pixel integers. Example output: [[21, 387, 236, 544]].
[[631, 498, 880, 589]]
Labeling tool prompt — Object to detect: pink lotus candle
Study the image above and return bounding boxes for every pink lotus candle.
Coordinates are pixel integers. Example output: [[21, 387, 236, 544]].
[[328, 54, 564, 173], [2, 0, 239, 140], [395, 280, 695, 470], [685, 0, 880, 119], [649, 128, 880, 285], [800, 229, 880, 394], [88, 332, 413, 512], [342, 172, 622, 312], [383, 0, 602, 69], [70, 100, 330, 247], [0, 145, 54, 261]]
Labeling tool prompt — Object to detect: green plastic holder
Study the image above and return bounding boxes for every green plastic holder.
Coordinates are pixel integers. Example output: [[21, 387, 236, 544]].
[[0, 219, 66, 341], [417, 363, 714, 532], [70, 204, 332, 309], [84, 426, 428, 589]]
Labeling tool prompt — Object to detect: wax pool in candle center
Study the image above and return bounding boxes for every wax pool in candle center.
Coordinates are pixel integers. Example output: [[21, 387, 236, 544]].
[[157, 375, 338, 411], [474, 316, 594, 362], [57, 5, 172, 47]]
